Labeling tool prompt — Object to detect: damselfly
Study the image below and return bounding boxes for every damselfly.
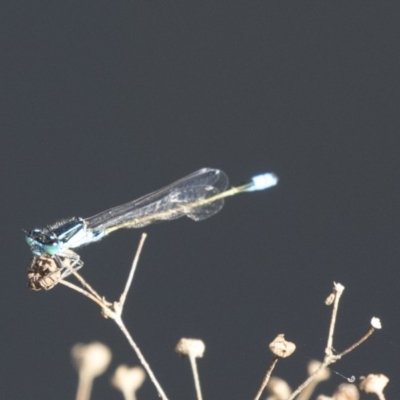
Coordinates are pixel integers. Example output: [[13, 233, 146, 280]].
[[25, 168, 278, 257]]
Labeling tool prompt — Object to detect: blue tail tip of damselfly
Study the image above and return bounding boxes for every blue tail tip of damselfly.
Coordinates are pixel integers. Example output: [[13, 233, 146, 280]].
[[246, 172, 279, 192]]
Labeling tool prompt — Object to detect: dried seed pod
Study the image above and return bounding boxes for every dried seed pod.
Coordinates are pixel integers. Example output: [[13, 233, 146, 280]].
[[175, 338, 205, 358], [269, 334, 296, 358], [333, 282, 345, 294], [112, 365, 146, 397], [359, 374, 389, 397], [71, 342, 112, 378], [27, 255, 61, 291], [267, 376, 292, 400], [333, 383, 359, 400], [325, 293, 335, 305], [370, 317, 382, 330]]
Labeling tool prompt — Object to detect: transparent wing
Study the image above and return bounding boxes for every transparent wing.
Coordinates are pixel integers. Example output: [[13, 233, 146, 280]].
[[86, 168, 229, 233]]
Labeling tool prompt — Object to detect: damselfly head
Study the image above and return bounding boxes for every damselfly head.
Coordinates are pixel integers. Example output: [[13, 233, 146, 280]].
[[24, 229, 61, 256], [43, 238, 62, 255]]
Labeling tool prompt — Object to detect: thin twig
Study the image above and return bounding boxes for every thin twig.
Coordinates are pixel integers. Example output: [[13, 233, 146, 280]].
[[189, 355, 203, 400], [336, 327, 376, 358], [57, 252, 103, 301], [113, 315, 169, 400], [254, 357, 279, 400], [286, 282, 378, 400], [71, 270, 103, 301], [59, 236, 169, 400], [75, 373, 92, 400], [287, 284, 344, 400], [325, 282, 344, 356], [287, 360, 330, 400], [59, 280, 105, 308], [119, 233, 147, 309]]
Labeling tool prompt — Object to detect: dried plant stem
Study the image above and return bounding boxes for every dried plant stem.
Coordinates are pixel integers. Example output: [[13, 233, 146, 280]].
[[122, 391, 135, 400], [56, 252, 103, 302], [253, 357, 279, 400], [71, 270, 102, 301], [75, 373, 93, 400], [336, 327, 375, 358], [295, 373, 320, 400], [325, 282, 344, 356], [59, 280, 105, 308], [188, 355, 203, 400], [125, 392, 135, 400], [119, 233, 147, 308], [114, 315, 169, 400], [59, 234, 169, 400], [287, 360, 330, 400], [286, 327, 377, 400], [286, 283, 378, 400]]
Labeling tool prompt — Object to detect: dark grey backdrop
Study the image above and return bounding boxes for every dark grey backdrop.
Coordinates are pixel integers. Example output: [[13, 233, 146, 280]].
[[1, 2, 399, 399]]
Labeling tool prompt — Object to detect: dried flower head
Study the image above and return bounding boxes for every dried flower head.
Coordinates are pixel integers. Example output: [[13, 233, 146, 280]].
[[333, 383, 359, 400], [266, 376, 292, 400], [359, 374, 389, 397], [175, 338, 205, 358], [71, 342, 112, 378], [334, 282, 345, 294], [269, 334, 296, 358], [370, 317, 382, 330], [112, 365, 146, 397], [325, 293, 335, 305], [27, 255, 61, 291]]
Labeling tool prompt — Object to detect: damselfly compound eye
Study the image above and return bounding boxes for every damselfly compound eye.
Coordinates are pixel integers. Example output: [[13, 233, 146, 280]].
[[43, 240, 61, 255]]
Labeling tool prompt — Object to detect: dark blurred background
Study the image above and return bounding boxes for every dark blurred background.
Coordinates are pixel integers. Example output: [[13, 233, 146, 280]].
[[1, 2, 399, 399]]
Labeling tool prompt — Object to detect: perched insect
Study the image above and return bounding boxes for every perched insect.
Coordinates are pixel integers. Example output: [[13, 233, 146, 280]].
[[25, 168, 278, 258]]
